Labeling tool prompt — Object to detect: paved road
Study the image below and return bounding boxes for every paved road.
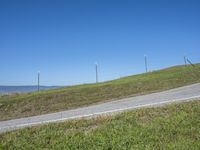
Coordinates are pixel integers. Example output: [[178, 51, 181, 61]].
[[1, 83, 200, 133]]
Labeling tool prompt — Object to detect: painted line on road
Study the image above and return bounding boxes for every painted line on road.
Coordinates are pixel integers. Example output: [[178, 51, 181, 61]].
[[1, 95, 200, 132]]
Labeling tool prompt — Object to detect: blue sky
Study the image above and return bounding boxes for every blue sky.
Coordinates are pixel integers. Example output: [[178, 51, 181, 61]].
[[0, 0, 200, 86]]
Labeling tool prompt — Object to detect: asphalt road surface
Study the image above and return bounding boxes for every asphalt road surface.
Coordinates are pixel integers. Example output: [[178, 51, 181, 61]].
[[0, 83, 200, 133]]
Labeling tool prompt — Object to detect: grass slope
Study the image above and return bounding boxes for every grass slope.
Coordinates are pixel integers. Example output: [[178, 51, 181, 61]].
[[0, 100, 200, 149], [0, 64, 200, 121]]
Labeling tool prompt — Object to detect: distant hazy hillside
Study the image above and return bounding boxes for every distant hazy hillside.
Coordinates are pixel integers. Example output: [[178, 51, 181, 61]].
[[0, 86, 60, 94]]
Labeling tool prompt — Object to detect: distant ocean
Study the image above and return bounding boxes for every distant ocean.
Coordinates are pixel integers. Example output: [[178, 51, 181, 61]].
[[0, 86, 61, 95]]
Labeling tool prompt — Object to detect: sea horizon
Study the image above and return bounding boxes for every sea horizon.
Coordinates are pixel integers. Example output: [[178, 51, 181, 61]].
[[0, 85, 62, 95]]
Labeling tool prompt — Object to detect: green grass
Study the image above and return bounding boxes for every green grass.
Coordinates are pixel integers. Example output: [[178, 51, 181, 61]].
[[0, 100, 199, 149], [0, 64, 200, 121]]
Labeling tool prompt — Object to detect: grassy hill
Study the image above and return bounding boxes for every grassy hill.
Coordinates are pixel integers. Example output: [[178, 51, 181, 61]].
[[0, 100, 199, 149], [0, 64, 200, 121]]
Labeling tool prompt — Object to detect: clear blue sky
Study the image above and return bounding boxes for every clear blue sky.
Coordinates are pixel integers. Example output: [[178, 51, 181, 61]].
[[0, 0, 200, 86]]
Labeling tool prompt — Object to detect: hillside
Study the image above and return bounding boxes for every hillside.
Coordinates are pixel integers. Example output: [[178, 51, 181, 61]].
[[0, 64, 200, 121], [0, 100, 199, 149]]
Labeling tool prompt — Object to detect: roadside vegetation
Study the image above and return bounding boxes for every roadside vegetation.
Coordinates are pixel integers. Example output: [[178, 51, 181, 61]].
[[0, 64, 200, 121], [0, 100, 199, 149]]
